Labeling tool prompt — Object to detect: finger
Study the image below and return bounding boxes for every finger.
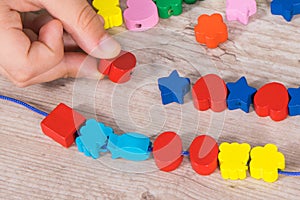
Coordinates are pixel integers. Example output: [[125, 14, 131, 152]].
[[22, 12, 79, 51], [1, 52, 104, 87], [29, 19, 64, 68], [0, 3, 65, 82], [9, 0, 120, 58], [63, 32, 80, 52], [22, 28, 79, 52], [22, 11, 52, 33], [39, 0, 121, 59], [23, 28, 38, 42], [4, 0, 42, 12]]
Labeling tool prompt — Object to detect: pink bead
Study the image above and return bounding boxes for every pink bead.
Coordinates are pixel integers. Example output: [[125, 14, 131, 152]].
[[226, 0, 257, 25], [123, 0, 159, 31]]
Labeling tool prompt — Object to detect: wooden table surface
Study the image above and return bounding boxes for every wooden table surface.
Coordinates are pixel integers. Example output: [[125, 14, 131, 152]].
[[1, 1, 300, 199]]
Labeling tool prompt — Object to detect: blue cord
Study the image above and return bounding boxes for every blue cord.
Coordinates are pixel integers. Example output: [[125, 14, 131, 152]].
[[2, 96, 300, 177], [0, 95, 48, 117], [278, 170, 300, 176], [147, 147, 190, 157]]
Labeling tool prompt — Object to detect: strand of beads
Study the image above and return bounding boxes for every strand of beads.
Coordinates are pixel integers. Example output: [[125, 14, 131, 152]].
[[158, 71, 300, 122]]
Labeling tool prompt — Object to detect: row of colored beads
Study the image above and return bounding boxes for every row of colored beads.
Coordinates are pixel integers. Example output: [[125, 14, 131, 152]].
[[74, 119, 285, 183], [90, 0, 199, 30], [154, 132, 285, 183], [89, 0, 299, 31], [40, 104, 285, 183], [158, 70, 300, 121]]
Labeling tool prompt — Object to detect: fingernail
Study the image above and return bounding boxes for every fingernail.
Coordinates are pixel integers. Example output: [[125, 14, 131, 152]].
[[96, 35, 121, 59]]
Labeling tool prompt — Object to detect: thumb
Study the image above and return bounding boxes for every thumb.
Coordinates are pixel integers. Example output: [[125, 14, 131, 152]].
[[39, 0, 121, 59]]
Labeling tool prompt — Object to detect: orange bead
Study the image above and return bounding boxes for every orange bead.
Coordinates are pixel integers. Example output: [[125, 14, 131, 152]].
[[194, 13, 228, 48]]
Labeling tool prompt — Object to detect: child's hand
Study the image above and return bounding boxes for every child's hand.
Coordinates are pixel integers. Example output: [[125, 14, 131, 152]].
[[0, 0, 121, 87]]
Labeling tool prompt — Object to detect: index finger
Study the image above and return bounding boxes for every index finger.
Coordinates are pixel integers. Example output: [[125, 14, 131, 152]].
[[39, 0, 121, 59]]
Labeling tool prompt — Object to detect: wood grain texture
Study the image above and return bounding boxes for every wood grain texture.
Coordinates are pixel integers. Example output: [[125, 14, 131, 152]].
[[1, 1, 300, 199]]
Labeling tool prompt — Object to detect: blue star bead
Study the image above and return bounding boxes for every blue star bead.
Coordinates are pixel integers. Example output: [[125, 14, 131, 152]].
[[158, 70, 191, 105], [271, 0, 300, 22], [226, 77, 257, 113], [288, 87, 300, 116]]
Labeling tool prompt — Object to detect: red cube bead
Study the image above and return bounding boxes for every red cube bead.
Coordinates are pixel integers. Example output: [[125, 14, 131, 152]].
[[40, 103, 86, 148]]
